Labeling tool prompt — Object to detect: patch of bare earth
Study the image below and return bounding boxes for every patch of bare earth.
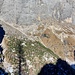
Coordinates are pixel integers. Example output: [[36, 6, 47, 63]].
[[40, 29, 64, 59]]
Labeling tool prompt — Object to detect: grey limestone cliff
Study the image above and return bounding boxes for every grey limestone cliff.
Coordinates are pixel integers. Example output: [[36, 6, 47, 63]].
[[0, 0, 75, 25]]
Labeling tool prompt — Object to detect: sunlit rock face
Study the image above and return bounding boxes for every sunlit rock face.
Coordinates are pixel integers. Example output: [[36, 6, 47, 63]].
[[0, 1, 75, 74], [0, 0, 75, 25]]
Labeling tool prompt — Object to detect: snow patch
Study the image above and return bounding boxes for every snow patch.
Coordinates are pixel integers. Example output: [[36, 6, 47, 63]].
[[31, 44, 34, 46], [26, 60, 33, 69]]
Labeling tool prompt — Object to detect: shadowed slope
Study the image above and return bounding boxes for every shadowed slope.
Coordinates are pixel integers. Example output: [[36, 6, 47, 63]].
[[38, 58, 75, 75]]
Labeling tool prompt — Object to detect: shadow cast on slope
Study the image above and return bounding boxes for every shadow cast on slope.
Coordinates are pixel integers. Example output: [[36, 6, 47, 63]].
[[0, 67, 8, 75], [71, 64, 75, 70], [0, 25, 5, 62], [0, 24, 5, 44], [38, 58, 75, 75], [0, 46, 3, 54]]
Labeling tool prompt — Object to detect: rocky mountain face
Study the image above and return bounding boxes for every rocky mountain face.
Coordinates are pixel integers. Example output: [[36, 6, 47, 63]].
[[0, 0, 75, 25], [1, 16, 75, 74], [0, 0, 75, 75], [1, 36, 58, 75]]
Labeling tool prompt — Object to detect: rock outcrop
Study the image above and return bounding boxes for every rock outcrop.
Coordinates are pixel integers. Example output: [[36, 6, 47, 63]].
[[0, 0, 75, 74], [0, 0, 75, 25]]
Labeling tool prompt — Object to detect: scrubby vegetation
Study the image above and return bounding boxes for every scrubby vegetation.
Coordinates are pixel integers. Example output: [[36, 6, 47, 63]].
[[5, 36, 58, 75]]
